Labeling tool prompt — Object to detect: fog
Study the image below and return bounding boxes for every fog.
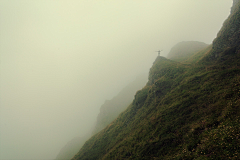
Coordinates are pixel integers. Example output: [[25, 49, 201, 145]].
[[0, 1, 232, 159]]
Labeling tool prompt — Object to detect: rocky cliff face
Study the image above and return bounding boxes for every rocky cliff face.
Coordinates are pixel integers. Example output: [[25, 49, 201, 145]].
[[231, 0, 239, 13], [212, 0, 240, 57]]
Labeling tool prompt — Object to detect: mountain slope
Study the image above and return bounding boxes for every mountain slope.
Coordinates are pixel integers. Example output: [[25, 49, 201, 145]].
[[72, 1, 240, 159]]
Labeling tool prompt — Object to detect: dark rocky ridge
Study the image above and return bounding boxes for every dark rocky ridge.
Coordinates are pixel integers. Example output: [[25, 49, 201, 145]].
[[212, 0, 240, 57], [231, 0, 239, 14]]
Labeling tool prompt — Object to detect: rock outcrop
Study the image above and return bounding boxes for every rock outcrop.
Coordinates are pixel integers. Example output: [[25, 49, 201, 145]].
[[212, 0, 240, 57]]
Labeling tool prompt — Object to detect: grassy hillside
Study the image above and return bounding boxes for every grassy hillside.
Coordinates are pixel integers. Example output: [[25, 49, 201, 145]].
[[72, 1, 240, 159], [72, 54, 240, 159]]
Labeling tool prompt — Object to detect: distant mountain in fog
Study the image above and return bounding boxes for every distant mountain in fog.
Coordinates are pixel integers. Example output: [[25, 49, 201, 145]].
[[167, 41, 209, 62], [55, 136, 89, 160], [55, 74, 147, 160], [92, 74, 148, 135]]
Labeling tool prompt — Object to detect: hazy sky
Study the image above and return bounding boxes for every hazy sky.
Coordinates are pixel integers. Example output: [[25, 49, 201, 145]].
[[0, 1, 232, 159]]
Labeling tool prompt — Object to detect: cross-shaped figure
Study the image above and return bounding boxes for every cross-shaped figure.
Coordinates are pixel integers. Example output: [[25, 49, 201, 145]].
[[156, 50, 163, 56]]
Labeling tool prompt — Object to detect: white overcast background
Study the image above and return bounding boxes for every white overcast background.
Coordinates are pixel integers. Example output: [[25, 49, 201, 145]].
[[0, 1, 232, 159]]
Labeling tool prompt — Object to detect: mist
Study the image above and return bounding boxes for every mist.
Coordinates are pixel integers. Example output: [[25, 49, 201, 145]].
[[0, 1, 232, 159]]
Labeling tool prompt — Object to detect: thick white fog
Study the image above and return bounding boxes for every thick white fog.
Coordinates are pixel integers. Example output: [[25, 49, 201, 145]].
[[0, 1, 232, 159]]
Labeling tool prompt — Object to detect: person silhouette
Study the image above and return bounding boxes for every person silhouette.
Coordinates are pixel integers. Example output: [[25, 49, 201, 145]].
[[156, 50, 162, 56]]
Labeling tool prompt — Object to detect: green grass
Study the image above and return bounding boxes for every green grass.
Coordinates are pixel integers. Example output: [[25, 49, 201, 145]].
[[72, 48, 240, 159]]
